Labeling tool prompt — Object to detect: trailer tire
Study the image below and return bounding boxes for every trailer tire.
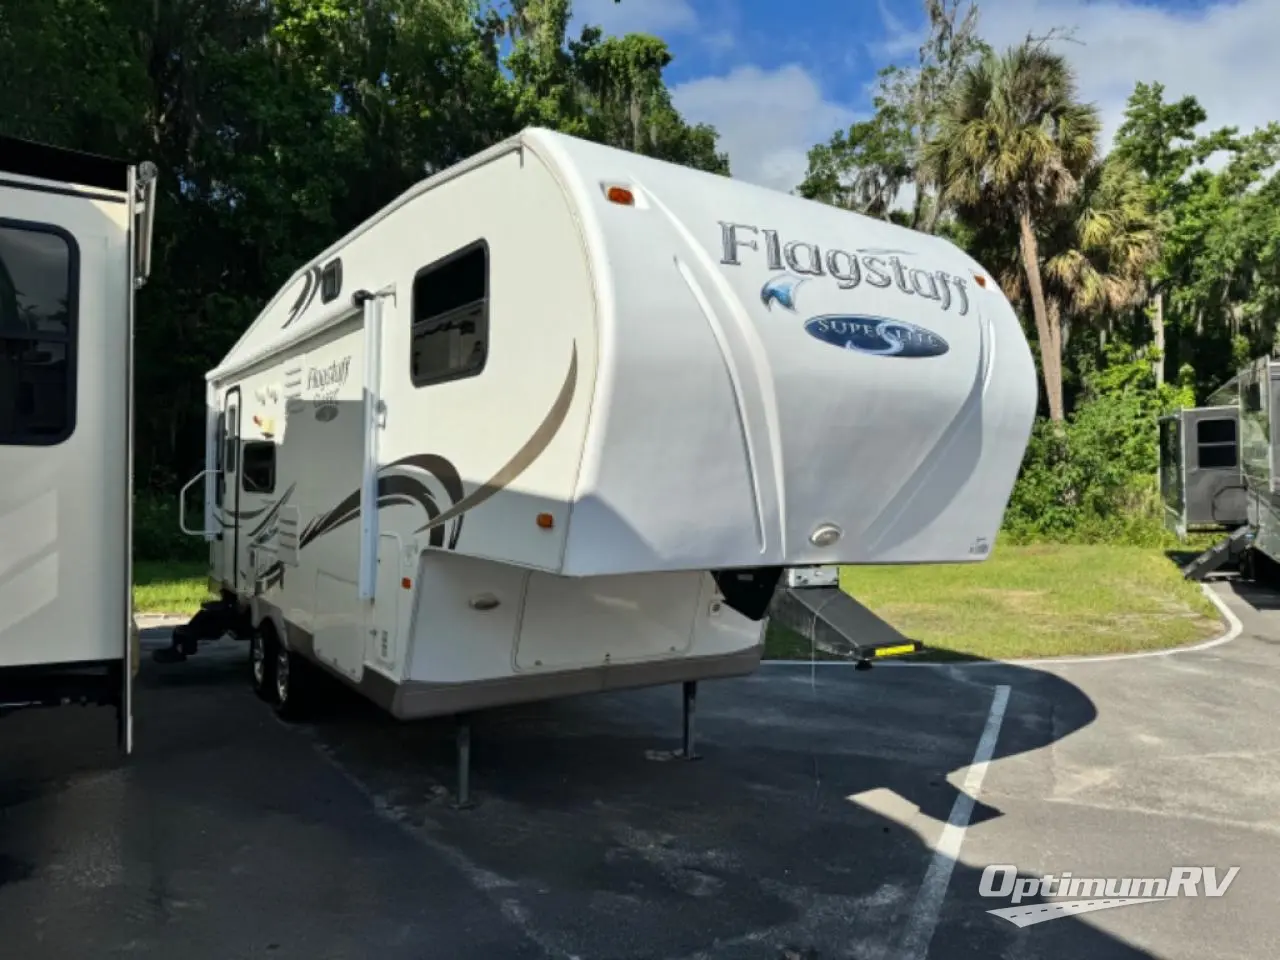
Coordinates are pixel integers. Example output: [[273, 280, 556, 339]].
[[1240, 547, 1257, 581], [272, 645, 314, 722], [250, 626, 277, 703]]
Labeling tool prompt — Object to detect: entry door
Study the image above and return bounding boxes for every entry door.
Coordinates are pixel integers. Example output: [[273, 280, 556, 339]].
[[218, 388, 241, 591]]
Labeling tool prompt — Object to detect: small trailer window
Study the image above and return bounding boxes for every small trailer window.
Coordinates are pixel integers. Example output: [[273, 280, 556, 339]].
[[411, 240, 488, 388], [1196, 418, 1238, 469], [321, 258, 342, 304], [0, 220, 78, 446], [241, 441, 276, 493]]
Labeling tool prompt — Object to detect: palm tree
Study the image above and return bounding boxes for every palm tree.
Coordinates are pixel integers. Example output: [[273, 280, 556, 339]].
[[1042, 157, 1160, 353], [925, 41, 1100, 421]]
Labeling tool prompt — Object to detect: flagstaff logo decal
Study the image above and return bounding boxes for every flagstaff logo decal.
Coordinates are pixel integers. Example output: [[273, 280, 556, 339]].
[[306, 355, 351, 422], [717, 221, 963, 359], [718, 222, 972, 317], [979, 864, 1241, 928], [804, 314, 949, 357]]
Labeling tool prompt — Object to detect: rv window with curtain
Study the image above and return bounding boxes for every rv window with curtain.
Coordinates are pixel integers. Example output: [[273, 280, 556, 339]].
[[241, 441, 276, 493], [0, 220, 78, 446], [1196, 418, 1238, 469], [411, 240, 488, 388]]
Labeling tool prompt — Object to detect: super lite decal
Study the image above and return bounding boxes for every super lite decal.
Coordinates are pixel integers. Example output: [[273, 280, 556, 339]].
[[804, 315, 949, 358]]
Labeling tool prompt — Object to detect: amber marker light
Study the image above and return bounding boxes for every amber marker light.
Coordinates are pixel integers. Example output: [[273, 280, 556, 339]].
[[606, 185, 635, 206], [536, 513, 555, 529]]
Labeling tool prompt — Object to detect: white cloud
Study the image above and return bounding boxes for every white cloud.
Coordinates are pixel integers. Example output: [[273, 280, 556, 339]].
[[571, 0, 697, 36], [965, 0, 1279, 154], [632, 0, 1280, 200], [671, 65, 859, 192], [870, 0, 925, 61]]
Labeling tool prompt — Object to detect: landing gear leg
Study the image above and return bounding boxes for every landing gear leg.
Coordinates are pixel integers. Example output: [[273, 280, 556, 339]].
[[679, 680, 701, 761], [152, 598, 240, 664], [453, 715, 475, 809]]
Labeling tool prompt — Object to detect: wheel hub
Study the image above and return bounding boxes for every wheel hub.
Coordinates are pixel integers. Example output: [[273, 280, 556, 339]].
[[276, 649, 290, 703]]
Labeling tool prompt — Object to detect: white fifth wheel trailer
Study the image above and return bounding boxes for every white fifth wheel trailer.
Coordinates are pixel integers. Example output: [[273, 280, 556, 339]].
[[0, 135, 157, 750], [171, 127, 1037, 795]]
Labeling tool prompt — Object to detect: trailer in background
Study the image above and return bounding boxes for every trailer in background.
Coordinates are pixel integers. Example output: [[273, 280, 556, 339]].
[[1159, 404, 1246, 539], [1175, 357, 1280, 582], [0, 135, 157, 751]]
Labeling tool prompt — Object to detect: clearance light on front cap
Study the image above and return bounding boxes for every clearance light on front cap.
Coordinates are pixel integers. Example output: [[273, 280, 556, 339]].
[[604, 184, 635, 206]]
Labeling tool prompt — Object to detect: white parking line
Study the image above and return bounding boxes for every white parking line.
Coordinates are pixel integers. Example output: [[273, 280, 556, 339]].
[[896, 684, 1011, 960]]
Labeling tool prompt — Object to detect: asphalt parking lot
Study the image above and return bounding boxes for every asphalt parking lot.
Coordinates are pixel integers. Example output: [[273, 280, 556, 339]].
[[2, 578, 1278, 960]]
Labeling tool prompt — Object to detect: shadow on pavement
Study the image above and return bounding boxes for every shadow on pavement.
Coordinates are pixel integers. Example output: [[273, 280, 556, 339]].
[[0, 633, 1171, 960]]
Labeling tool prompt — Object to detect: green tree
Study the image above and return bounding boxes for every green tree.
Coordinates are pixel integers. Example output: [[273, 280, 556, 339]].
[[1112, 82, 1234, 385], [797, 0, 984, 228], [796, 109, 913, 219], [494, 0, 728, 172], [0, 0, 727, 499], [1043, 157, 1160, 360], [926, 40, 1100, 421]]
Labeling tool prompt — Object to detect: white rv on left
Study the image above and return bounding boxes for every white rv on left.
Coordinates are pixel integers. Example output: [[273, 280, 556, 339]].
[[0, 135, 156, 751]]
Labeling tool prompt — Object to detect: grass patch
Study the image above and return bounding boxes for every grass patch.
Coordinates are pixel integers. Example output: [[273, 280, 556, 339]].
[[133, 561, 211, 615], [134, 544, 1226, 661], [765, 544, 1222, 663]]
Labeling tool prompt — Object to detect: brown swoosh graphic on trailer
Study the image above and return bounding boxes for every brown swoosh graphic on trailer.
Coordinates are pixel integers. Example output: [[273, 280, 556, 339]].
[[247, 483, 297, 540], [413, 342, 578, 536], [298, 343, 578, 550], [299, 474, 445, 548], [215, 502, 273, 524]]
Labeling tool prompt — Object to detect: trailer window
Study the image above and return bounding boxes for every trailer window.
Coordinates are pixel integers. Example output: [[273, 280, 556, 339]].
[[1196, 418, 1238, 469], [411, 240, 488, 388], [0, 221, 78, 446], [241, 441, 276, 494], [1197, 419, 1236, 445]]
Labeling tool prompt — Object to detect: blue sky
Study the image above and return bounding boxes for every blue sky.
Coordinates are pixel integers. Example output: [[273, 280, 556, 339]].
[[574, 0, 1277, 193]]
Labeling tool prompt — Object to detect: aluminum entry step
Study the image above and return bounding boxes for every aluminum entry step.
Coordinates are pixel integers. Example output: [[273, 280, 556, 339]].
[[1182, 525, 1252, 581], [768, 586, 923, 662]]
